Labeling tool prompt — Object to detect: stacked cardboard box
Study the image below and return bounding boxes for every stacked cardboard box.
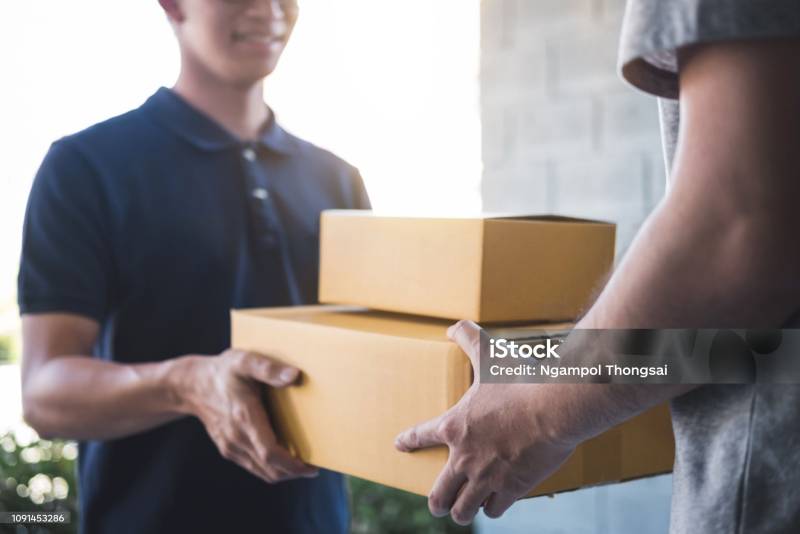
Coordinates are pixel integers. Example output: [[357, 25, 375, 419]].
[[232, 210, 674, 498]]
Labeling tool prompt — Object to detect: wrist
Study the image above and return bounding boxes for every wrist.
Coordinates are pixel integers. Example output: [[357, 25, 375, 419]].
[[525, 384, 620, 449], [162, 355, 202, 416], [523, 385, 583, 449]]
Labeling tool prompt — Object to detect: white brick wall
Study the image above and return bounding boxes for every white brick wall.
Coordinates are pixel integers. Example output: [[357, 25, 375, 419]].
[[481, 0, 665, 257]]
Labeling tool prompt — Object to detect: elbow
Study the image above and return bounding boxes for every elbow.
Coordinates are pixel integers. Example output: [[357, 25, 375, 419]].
[[21, 386, 57, 440]]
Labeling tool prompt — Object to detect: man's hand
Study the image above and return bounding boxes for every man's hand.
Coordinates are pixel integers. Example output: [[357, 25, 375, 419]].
[[394, 321, 578, 525], [22, 314, 317, 484], [176, 349, 319, 483]]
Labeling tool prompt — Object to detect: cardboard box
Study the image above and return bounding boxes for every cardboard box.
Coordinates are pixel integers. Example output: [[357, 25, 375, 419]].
[[318, 211, 616, 323], [231, 305, 674, 498]]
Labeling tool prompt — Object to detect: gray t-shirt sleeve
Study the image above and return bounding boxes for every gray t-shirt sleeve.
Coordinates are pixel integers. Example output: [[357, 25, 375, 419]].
[[618, 0, 800, 100]]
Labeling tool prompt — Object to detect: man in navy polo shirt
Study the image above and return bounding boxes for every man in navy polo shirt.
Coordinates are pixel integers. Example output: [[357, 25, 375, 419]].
[[17, 1, 368, 532]]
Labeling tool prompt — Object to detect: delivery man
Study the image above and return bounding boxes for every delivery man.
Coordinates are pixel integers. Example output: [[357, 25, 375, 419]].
[[18, 0, 368, 532], [396, 2, 800, 532]]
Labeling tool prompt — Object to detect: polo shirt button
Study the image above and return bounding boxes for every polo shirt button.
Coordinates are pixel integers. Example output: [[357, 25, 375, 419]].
[[242, 147, 257, 162], [252, 187, 269, 200]]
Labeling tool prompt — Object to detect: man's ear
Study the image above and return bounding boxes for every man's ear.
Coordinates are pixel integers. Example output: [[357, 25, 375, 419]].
[[158, 0, 185, 23]]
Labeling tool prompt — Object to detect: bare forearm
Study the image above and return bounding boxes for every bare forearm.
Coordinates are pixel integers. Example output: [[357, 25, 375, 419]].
[[559, 59, 800, 427], [561, 170, 800, 432], [582, 196, 798, 330], [557, 186, 794, 431], [23, 355, 192, 440], [529, 383, 694, 447], [583, 41, 800, 331]]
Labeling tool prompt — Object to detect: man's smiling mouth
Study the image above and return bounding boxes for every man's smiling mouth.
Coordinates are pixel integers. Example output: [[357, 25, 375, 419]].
[[232, 31, 285, 45]]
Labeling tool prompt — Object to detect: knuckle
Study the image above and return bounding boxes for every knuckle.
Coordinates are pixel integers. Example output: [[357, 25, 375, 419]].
[[475, 462, 497, 483], [226, 349, 244, 361], [238, 351, 256, 366], [452, 454, 472, 474], [231, 405, 249, 423], [261, 360, 276, 377], [404, 429, 419, 448], [437, 417, 459, 442], [454, 319, 470, 331], [218, 444, 234, 460]]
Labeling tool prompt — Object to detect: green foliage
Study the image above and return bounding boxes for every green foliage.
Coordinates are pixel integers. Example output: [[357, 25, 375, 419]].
[[0, 431, 472, 534], [0, 431, 78, 534], [0, 336, 12, 364], [349, 477, 471, 534]]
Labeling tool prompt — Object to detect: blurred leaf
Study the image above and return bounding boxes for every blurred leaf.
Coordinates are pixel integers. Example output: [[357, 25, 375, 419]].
[[0, 336, 12, 364], [349, 477, 471, 534], [0, 430, 78, 534]]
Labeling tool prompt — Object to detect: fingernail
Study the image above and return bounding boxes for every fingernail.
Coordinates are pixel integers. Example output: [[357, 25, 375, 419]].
[[280, 368, 298, 383], [431, 507, 449, 518]]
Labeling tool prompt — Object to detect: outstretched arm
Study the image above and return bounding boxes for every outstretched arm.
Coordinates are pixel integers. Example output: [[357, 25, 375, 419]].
[[22, 312, 318, 484], [396, 38, 800, 525]]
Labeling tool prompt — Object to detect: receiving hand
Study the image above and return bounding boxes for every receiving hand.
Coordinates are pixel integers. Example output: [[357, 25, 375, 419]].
[[178, 349, 318, 483], [394, 321, 577, 525]]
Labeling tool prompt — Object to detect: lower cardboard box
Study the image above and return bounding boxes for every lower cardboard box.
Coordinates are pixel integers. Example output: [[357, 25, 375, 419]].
[[231, 305, 675, 498]]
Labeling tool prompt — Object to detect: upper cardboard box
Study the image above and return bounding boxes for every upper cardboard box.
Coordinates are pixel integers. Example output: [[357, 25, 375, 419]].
[[319, 210, 616, 323]]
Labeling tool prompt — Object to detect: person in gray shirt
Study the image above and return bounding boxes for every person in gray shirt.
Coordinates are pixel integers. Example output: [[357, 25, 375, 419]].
[[395, 2, 800, 533]]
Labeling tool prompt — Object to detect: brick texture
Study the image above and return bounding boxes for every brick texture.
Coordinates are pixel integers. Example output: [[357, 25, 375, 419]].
[[480, 0, 665, 258]]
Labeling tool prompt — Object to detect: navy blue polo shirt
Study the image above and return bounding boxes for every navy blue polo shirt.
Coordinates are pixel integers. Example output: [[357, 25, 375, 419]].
[[18, 87, 369, 534]]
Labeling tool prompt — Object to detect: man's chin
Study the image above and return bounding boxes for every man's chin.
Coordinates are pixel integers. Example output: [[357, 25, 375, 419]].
[[225, 62, 280, 87]]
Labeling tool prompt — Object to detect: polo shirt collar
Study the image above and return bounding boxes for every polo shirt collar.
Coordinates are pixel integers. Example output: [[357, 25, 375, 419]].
[[143, 87, 295, 155]]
